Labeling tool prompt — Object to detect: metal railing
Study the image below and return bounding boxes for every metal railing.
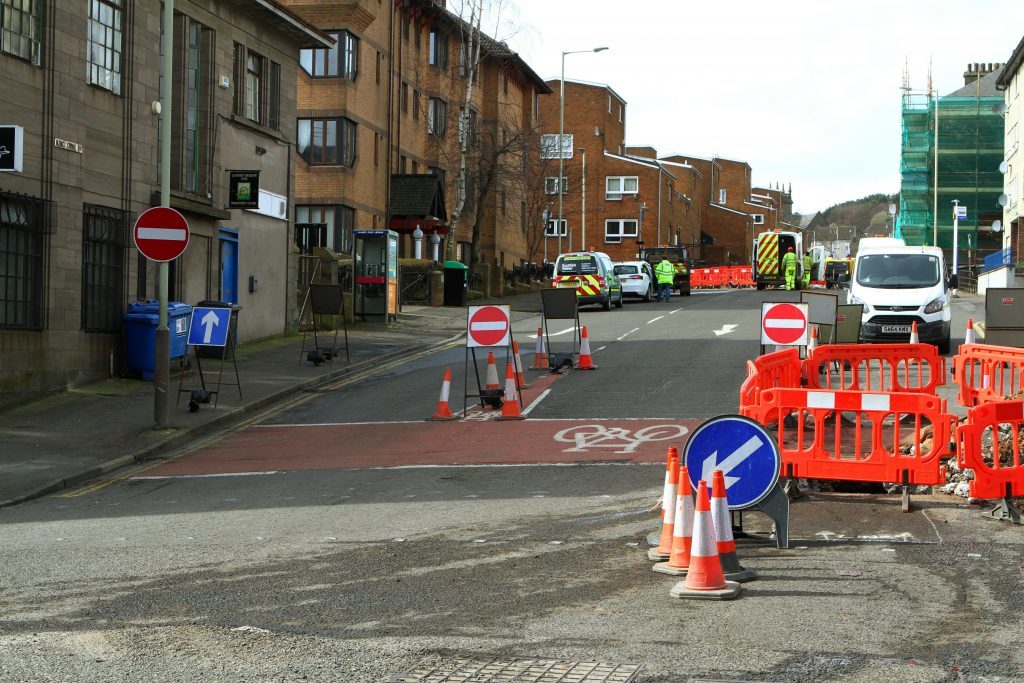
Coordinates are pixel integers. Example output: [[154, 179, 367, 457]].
[[502, 263, 551, 288], [399, 267, 432, 308], [983, 247, 1012, 273]]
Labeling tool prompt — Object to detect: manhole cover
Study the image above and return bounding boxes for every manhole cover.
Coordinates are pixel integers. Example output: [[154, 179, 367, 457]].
[[392, 655, 642, 682]]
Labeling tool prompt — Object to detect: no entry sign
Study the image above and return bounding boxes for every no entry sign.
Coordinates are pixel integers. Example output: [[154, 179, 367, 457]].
[[761, 302, 808, 346], [467, 305, 511, 348], [133, 206, 190, 262]]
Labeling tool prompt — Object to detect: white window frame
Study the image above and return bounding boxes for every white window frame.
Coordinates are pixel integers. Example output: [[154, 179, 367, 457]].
[[605, 176, 638, 200], [544, 176, 567, 195], [545, 219, 567, 237], [604, 219, 638, 243], [540, 133, 573, 159], [752, 213, 765, 225], [87, 0, 124, 94], [718, 188, 727, 204]]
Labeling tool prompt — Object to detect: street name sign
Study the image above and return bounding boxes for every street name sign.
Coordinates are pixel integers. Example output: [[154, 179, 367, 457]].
[[761, 301, 809, 346], [683, 414, 781, 510], [134, 206, 190, 262], [467, 305, 511, 347], [187, 307, 231, 347]]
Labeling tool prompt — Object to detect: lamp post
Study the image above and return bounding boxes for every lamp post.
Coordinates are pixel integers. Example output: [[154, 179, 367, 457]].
[[542, 205, 551, 266], [559, 46, 608, 257]]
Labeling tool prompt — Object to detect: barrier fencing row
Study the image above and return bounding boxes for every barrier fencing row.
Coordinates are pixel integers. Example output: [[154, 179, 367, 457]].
[[740, 341, 1024, 500], [692, 266, 754, 289]]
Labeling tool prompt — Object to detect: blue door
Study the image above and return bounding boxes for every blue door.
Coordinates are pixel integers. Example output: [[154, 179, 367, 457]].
[[219, 229, 239, 304]]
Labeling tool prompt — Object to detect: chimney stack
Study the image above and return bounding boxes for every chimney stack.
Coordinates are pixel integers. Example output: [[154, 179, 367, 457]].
[[963, 61, 1005, 86]]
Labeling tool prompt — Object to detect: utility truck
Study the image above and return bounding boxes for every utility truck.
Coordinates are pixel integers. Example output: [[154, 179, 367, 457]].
[[639, 245, 691, 296], [752, 229, 803, 289]]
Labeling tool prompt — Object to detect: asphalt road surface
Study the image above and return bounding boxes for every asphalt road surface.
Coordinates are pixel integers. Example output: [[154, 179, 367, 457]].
[[3, 288, 1019, 683]]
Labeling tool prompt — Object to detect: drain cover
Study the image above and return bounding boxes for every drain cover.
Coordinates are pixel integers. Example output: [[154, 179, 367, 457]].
[[392, 655, 642, 682]]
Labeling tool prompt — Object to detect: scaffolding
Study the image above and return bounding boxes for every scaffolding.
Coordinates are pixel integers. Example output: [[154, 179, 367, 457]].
[[898, 81, 1005, 268]]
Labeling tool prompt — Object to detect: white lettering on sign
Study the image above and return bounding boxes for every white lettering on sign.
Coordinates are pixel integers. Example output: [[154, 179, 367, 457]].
[[554, 424, 689, 454]]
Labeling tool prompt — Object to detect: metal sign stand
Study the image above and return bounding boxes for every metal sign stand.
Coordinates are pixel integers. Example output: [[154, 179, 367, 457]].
[[299, 283, 351, 366], [462, 345, 517, 413], [733, 482, 790, 549], [462, 305, 518, 414], [176, 326, 242, 409], [540, 288, 580, 371]]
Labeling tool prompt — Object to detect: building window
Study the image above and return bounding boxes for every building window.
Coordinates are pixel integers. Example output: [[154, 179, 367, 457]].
[[87, 0, 124, 94], [428, 97, 447, 137], [604, 219, 638, 243], [296, 205, 356, 255], [544, 176, 567, 195], [401, 83, 408, 113], [1, 0, 42, 64], [232, 44, 278, 128], [540, 133, 573, 159], [174, 17, 216, 194], [718, 188, 727, 204], [297, 117, 357, 167], [300, 30, 358, 80], [81, 204, 126, 333], [0, 191, 46, 330], [605, 176, 638, 200], [375, 50, 381, 84], [752, 213, 765, 225], [545, 219, 567, 237], [429, 30, 447, 69]]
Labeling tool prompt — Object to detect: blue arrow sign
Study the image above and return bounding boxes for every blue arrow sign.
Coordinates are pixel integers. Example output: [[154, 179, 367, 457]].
[[683, 414, 780, 509], [187, 307, 231, 347]]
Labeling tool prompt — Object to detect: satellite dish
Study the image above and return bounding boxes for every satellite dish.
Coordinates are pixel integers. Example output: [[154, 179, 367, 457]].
[[992, 220, 1003, 233], [1000, 160, 1009, 174], [998, 194, 1010, 207], [992, 102, 1007, 116]]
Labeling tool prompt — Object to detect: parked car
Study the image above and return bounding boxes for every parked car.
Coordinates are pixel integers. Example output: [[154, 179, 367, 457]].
[[613, 261, 655, 302], [551, 251, 623, 310]]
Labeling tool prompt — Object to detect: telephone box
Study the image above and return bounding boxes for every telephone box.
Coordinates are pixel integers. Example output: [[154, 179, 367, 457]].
[[353, 230, 399, 322]]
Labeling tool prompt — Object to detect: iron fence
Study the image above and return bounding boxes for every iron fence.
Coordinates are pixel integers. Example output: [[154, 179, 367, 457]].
[[399, 267, 432, 308], [502, 263, 550, 288]]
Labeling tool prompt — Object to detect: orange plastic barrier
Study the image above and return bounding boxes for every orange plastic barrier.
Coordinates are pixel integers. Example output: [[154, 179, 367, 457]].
[[691, 268, 709, 289], [738, 348, 802, 418], [751, 387, 954, 485], [805, 343, 946, 395], [731, 266, 754, 287], [953, 343, 1024, 408], [956, 400, 1024, 499]]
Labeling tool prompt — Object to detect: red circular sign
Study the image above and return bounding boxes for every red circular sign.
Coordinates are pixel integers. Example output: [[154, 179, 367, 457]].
[[468, 306, 510, 347], [762, 303, 807, 345], [133, 207, 190, 262]]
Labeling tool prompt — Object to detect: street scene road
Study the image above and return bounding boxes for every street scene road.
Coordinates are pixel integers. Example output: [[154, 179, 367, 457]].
[[6, 288, 1024, 682]]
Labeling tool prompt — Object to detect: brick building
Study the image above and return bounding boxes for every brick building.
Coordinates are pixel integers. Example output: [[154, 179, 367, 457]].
[[0, 0, 329, 408], [281, 0, 550, 293]]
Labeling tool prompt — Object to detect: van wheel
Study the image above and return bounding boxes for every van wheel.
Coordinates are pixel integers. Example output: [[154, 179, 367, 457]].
[[615, 291, 624, 308], [756, 283, 766, 291]]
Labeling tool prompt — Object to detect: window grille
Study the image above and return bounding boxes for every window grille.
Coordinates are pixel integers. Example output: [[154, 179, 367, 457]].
[[82, 204, 126, 333], [0, 191, 47, 330]]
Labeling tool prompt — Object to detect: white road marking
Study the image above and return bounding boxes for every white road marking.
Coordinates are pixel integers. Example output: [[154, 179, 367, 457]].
[[647, 316, 664, 324], [521, 388, 551, 416], [713, 324, 738, 336], [528, 326, 577, 339], [594, 345, 606, 352], [617, 327, 640, 340], [133, 471, 281, 480], [669, 308, 682, 314]]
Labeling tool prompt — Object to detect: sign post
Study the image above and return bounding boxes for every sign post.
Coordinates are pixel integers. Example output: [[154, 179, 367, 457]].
[[464, 305, 513, 412]]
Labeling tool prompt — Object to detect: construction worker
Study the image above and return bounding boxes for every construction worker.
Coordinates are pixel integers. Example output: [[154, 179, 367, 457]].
[[802, 250, 813, 288], [783, 246, 798, 290], [655, 257, 675, 302]]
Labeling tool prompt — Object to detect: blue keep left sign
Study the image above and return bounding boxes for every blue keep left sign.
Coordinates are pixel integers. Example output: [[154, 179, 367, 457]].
[[683, 414, 780, 510], [187, 307, 231, 347]]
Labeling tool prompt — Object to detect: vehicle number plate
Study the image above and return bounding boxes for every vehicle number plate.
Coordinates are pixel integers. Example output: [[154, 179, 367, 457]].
[[557, 280, 579, 288], [881, 324, 911, 334]]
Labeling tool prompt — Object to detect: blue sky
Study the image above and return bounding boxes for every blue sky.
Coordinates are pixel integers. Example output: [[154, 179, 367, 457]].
[[492, 0, 1024, 215]]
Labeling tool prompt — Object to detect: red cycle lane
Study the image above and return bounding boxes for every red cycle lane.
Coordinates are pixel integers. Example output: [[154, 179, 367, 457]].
[[139, 418, 703, 477]]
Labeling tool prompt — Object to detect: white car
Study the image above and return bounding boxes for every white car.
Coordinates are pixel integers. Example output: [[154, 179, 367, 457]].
[[613, 261, 655, 302]]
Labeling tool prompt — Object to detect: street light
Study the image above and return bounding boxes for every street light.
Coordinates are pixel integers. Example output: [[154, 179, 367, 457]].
[[559, 46, 608, 257], [542, 205, 551, 265]]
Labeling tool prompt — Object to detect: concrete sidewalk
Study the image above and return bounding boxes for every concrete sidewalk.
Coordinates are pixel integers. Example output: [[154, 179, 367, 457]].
[[0, 292, 544, 508]]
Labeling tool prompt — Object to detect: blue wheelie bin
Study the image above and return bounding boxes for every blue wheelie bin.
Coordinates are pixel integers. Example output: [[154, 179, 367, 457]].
[[123, 301, 192, 380]]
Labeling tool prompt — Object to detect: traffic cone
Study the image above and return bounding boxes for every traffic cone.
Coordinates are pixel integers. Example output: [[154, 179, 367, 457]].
[[807, 325, 818, 352], [669, 480, 741, 600], [965, 318, 976, 345], [648, 449, 679, 561], [427, 367, 455, 421], [576, 326, 597, 370], [909, 321, 919, 344], [647, 446, 678, 548], [532, 327, 548, 370], [485, 351, 500, 390], [512, 340, 530, 389], [711, 470, 757, 582], [653, 465, 694, 576], [496, 363, 524, 420]]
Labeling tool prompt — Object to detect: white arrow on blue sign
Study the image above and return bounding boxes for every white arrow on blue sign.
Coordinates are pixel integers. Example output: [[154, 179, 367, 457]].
[[187, 307, 231, 347], [683, 414, 781, 510]]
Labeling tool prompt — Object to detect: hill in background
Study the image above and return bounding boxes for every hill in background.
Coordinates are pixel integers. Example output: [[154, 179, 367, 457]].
[[820, 193, 898, 231]]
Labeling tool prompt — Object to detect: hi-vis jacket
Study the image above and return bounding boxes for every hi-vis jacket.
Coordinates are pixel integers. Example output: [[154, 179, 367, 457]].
[[655, 260, 675, 284]]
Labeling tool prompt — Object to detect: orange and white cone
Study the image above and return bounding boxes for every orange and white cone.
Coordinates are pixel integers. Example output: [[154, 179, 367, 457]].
[[576, 326, 597, 370], [496, 363, 524, 420], [669, 480, 741, 600], [910, 321, 919, 344], [654, 465, 694, 576], [427, 367, 455, 421], [648, 449, 679, 561], [512, 340, 530, 389], [965, 318, 976, 345], [808, 325, 818, 352], [711, 470, 757, 582], [647, 446, 678, 548], [485, 351, 500, 390], [532, 327, 548, 370]]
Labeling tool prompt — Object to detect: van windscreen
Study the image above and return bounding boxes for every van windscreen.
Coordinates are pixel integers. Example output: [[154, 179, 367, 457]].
[[557, 255, 599, 275], [856, 253, 940, 288]]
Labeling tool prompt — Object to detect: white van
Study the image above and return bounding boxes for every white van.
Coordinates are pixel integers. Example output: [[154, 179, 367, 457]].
[[846, 242, 953, 353]]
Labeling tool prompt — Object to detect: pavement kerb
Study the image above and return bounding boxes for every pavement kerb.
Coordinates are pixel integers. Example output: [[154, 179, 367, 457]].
[[0, 331, 465, 509]]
